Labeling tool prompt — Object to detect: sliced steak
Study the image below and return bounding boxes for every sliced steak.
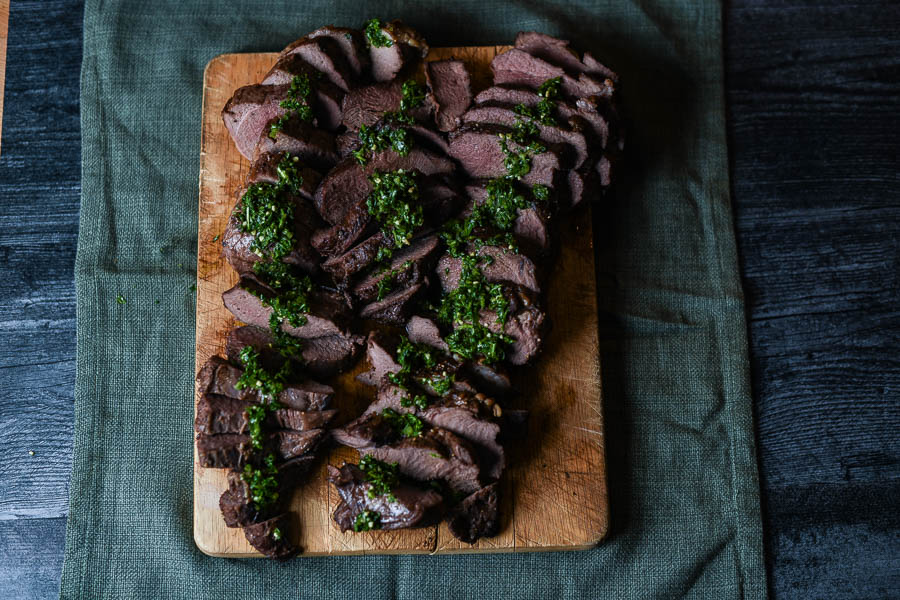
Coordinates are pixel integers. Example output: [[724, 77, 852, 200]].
[[405, 314, 449, 353], [222, 84, 290, 159], [274, 37, 354, 92], [314, 149, 455, 225], [222, 187, 323, 276], [197, 355, 334, 411], [341, 81, 400, 131], [447, 483, 499, 543], [196, 430, 325, 469], [321, 231, 392, 284], [474, 86, 610, 147], [476, 304, 546, 365], [308, 26, 370, 80], [367, 20, 428, 82], [327, 463, 445, 531], [463, 182, 552, 251], [461, 104, 588, 169], [311, 200, 376, 257], [368, 427, 483, 494], [437, 245, 541, 294], [331, 411, 397, 450], [367, 386, 505, 480], [246, 153, 322, 202], [464, 361, 513, 396], [242, 513, 297, 559], [251, 119, 339, 171], [355, 331, 400, 387], [425, 59, 472, 132], [514, 31, 618, 80], [448, 124, 559, 187], [353, 235, 440, 302], [220, 455, 317, 528], [194, 393, 337, 435], [359, 281, 425, 326], [222, 276, 353, 339], [491, 48, 615, 101], [300, 333, 366, 378]]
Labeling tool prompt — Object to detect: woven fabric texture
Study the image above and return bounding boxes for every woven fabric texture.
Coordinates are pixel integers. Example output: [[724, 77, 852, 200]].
[[62, 1, 766, 598]]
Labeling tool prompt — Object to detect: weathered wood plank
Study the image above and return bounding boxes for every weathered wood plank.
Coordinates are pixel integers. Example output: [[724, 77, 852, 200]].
[[0, 517, 66, 600]]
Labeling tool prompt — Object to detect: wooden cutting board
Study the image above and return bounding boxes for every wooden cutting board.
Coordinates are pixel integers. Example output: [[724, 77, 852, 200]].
[[194, 46, 608, 557]]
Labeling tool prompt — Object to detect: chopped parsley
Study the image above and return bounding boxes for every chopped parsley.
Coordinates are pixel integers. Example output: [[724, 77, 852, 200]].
[[115, 295, 126, 305], [269, 74, 314, 138], [353, 510, 382, 532], [272, 527, 283, 540], [381, 407, 425, 438], [364, 18, 393, 48], [359, 455, 400, 501], [366, 169, 423, 250], [398, 80, 426, 114], [234, 346, 289, 402], [353, 123, 413, 165], [237, 154, 304, 263], [400, 393, 429, 410], [242, 453, 280, 511]]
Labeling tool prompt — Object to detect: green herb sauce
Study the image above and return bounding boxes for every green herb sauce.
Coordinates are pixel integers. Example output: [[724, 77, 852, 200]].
[[364, 19, 393, 48], [353, 123, 413, 165], [375, 260, 413, 300], [353, 510, 382, 532], [366, 169, 424, 250], [381, 407, 425, 438], [241, 453, 280, 511], [359, 454, 400, 501], [269, 74, 314, 139]]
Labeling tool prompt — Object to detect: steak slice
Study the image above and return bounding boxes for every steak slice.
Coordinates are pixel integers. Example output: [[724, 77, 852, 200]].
[[463, 182, 552, 251], [327, 463, 445, 531], [299, 333, 366, 378], [448, 124, 559, 187], [514, 31, 618, 80], [474, 86, 610, 148], [367, 20, 428, 82], [242, 513, 297, 559], [220, 455, 317, 527], [246, 153, 322, 202], [222, 276, 353, 339], [331, 411, 397, 450], [368, 428, 483, 494], [476, 304, 546, 365], [315, 149, 455, 225], [405, 314, 449, 353], [251, 119, 339, 171], [273, 37, 354, 92], [196, 430, 325, 469], [194, 393, 337, 435], [222, 83, 343, 158], [353, 235, 440, 303], [308, 26, 370, 80], [461, 104, 588, 169], [321, 231, 392, 284], [197, 355, 334, 411], [311, 199, 375, 257], [222, 84, 290, 159], [437, 245, 541, 294], [491, 48, 615, 100], [359, 281, 425, 326], [447, 483, 499, 543], [222, 187, 323, 276], [367, 385, 505, 480], [355, 331, 399, 387], [425, 59, 472, 132]]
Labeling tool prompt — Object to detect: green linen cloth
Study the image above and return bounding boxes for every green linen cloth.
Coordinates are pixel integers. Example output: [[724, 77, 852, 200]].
[[63, 0, 766, 598]]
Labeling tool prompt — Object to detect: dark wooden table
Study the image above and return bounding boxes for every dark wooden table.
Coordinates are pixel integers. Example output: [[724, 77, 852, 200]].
[[1, 1, 897, 598]]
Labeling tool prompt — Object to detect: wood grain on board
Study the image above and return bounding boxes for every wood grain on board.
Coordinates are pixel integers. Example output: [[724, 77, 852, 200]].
[[194, 46, 608, 557]]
